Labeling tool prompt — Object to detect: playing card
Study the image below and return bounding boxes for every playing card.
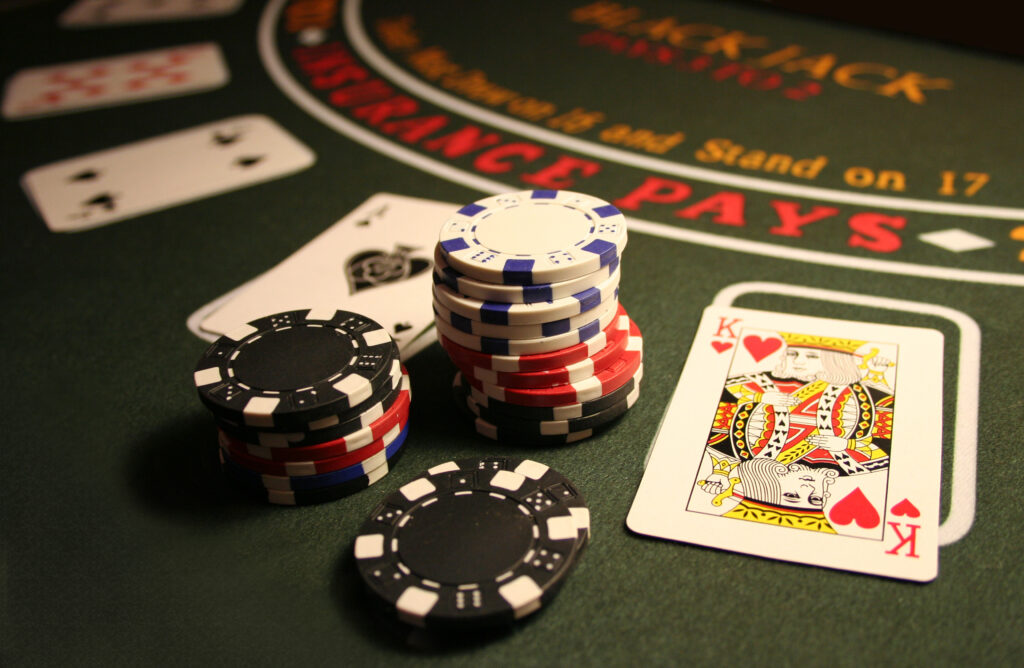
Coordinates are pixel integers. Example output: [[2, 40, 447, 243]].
[[2, 43, 228, 119], [21, 114, 315, 232], [188, 193, 453, 359], [627, 306, 943, 581], [59, 0, 243, 26]]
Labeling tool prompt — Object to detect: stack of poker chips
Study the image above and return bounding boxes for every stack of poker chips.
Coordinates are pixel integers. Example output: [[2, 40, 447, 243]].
[[193, 308, 411, 505], [354, 457, 589, 629], [432, 190, 643, 445]]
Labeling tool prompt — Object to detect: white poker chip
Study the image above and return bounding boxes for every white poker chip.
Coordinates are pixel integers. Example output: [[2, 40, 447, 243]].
[[432, 293, 620, 340], [432, 262, 620, 325], [437, 190, 627, 286], [433, 246, 620, 304], [433, 296, 619, 356]]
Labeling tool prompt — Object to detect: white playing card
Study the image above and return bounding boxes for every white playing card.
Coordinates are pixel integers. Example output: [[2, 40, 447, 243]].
[[21, 114, 315, 232], [59, 0, 244, 26], [188, 193, 454, 359], [627, 306, 944, 581], [2, 43, 229, 119]]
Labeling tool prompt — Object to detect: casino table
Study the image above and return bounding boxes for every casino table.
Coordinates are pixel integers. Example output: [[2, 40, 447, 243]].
[[2, 0, 1022, 664]]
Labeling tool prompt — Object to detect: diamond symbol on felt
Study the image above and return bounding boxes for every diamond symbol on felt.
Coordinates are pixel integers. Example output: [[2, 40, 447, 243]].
[[918, 228, 994, 252]]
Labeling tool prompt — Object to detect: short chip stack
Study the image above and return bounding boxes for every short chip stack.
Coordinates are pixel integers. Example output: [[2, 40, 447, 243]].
[[432, 190, 643, 444], [193, 308, 411, 505]]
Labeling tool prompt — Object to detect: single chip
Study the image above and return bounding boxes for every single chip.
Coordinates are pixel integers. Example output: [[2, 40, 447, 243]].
[[432, 293, 618, 340], [438, 190, 627, 285], [449, 390, 594, 444], [465, 330, 642, 407], [220, 404, 410, 474], [457, 364, 644, 421], [214, 361, 405, 447], [219, 369, 410, 458], [434, 296, 618, 356], [221, 423, 408, 491], [433, 245, 620, 304], [453, 318, 630, 389], [438, 304, 628, 372], [221, 439, 403, 505], [194, 309, 397, 430], [354, 457, 590, 629], [460, 377, 640, 436]]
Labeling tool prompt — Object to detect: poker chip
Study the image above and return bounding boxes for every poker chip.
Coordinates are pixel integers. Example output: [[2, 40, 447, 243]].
[[223, 449, 400, 506], [461, 379, 640, 437], [432, 292, 619, 340], [354, 457, 589, 629], [194, 308, 397, 430], [213, 357, 404, 443], [218, 370, 411, 457], [220, 423, 408, 491], [466, 328, 642, 407], [432, 262, 620, 325], [433, 245, 620, 304], [453, 312, 634, 389], [220, 417, 407, 477], [434, 297, 618, 356], [437, 190, 626, 286], [192, 309, 413, 505], [439, 303, 629, 373], [458, 364, 644, 422]]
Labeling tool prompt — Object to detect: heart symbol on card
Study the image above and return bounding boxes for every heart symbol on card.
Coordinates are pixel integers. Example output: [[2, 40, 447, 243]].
[[891, 498, 920, 518], [711, 341, 733, 354], [742, 335, 782, 362], [828, 487, 880, 529]]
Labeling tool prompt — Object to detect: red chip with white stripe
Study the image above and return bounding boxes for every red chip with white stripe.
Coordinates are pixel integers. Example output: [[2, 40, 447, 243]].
[[456, 314, 636, 389], [439, 303, 628, 373], [218, 373, 411, 461], [218, 412, 409, 476], [464, 325, 643, 407]]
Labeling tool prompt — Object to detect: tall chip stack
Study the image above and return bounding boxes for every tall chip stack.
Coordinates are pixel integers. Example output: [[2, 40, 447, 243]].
[[432, 190, 643, 444], [193, 308, 411, 505]]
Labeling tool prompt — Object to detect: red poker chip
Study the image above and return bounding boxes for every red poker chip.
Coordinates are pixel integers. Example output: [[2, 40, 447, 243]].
[[439, 303, 629, 373], [219, 410, 410, 477], [219, 381, 411, 462], [456, 314, 637, 389], [464, 326, 643, 407]]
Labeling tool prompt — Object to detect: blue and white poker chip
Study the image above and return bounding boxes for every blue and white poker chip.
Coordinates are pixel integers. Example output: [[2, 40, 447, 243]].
[[433, 245, 620, 305], [433, 294, 619, 356], [432, 293, 619, 340], [437, 190, 627, 286], [432, 263, 620, 326], [220, 422, 409, 492]]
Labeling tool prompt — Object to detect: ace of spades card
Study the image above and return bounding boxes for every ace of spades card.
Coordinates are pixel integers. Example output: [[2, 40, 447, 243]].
[[627, 306, 943, 581], [189, 193, 452, 358]]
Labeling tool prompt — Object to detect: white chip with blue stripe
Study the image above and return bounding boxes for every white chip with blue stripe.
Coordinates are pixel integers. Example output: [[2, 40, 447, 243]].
[[438, 190, 627, 285]]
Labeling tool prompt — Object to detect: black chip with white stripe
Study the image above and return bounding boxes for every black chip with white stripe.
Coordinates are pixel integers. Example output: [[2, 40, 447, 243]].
[[354, 457, 589, 630]]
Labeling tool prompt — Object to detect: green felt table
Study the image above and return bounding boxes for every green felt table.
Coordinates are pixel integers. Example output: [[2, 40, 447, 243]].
[[2, 0, 1022, 664]]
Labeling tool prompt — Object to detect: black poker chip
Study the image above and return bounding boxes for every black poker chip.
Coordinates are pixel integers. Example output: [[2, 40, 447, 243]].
[[194, 309, 397, 431], [354, 457, 589, 630], [212, 352, 404, 447], [453, 371, 639, 439], [221, 439, 406, 506]]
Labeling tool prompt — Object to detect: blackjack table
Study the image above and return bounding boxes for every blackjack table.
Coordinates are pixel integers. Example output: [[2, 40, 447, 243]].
[[2, 0, 1022, 664]]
